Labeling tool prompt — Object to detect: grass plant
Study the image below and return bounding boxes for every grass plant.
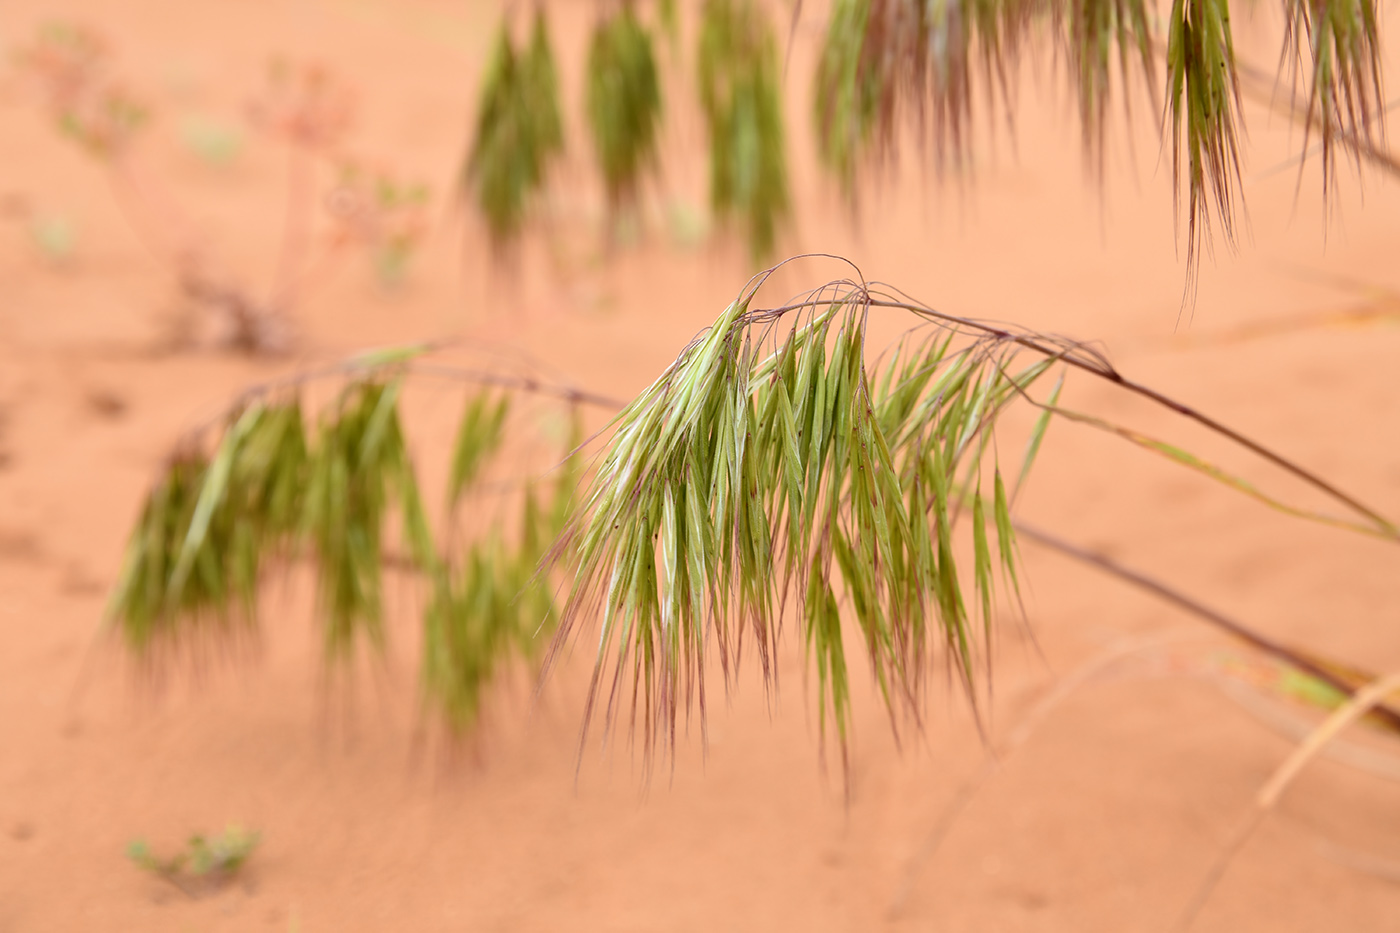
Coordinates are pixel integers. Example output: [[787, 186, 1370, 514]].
[[10, 26, 425, 352], [99, 259, 1400, 924], [107, 349, 600, 734], [326, 161, 432, 290], [127, 825, 260, 897], [446, 0, 1393, 287], [541, 258, 1399, 767], [46, 1, 1396, 916], [106, 258, 1400, 758]]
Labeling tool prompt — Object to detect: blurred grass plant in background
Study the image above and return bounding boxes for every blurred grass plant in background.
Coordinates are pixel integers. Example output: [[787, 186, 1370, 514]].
[[696, 0, 790, 262], [585, 4, 665, 236], [107, 352, 591, 737], [462, 11, 565, 252], [451, 0, 1391, 286]]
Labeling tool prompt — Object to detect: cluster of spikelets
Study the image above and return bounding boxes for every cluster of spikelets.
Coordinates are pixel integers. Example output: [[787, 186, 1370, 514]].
[[463, 1, 791, 263], [111, 401, 309, 655], [543, 266, 1400, 767], [107, 366, 582, 735], [586, 5, 665, 222], [697, 0, 791, 263], [812, 0, 886, 200], [422, 391, 582, 731], [458, 0, 1384, 275], [106, 262, 1400, 756], [810, 0, 1382, 282], [1280, 0, 1385, 188], [812, 0, 1156, 185], [462, 12, 565, 251], [546, 277, 1072, 762]]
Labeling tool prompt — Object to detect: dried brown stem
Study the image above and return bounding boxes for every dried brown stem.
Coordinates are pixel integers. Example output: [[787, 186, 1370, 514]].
[[1015, 522, 1400, 731], [753, 291, 1398, 538]]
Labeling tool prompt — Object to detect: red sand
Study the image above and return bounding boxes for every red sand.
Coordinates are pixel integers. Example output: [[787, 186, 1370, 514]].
[[1, 2, 1398, 930]]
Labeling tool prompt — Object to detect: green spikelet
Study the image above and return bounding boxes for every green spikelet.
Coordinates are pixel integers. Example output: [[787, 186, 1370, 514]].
[[585, 6, 664, 223], [302, 379, 430, 662], [1166, 0, 1244, 286], [463, 11, 565, 250], [812, 0, 882, 199], [447, 390, 510, 511], [524, 11, 565, 159], [107, 399, 309, 659], [422, 399, 584, 734], [697, 0, 789, 262], [109, 452, 213, 654]]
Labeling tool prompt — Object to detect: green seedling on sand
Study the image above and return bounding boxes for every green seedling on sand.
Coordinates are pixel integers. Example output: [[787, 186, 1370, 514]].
[[11, 26, 431, 352], [127, 825, 260, 896]]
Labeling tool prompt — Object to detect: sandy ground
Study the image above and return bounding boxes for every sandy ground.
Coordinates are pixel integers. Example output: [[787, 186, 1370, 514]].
[[1, 1, 1399, 930]]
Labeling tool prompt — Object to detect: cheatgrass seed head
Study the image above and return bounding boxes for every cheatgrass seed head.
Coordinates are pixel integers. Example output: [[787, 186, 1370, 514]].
[[547, 278, 1060, 766], [1281, 0, 1384, 195], [697, 0, 790, 262], [422, 390, 582, 738], [302, 377, 432, 662], [1165, 0, 1245, 287], [586, 6, 664, 215], [463, 11, 565, 250]]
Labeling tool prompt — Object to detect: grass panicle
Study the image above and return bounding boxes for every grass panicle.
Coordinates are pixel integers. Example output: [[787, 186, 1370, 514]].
[[698, 0, 790, 262], [809, 0, 1035, 193], [302, 378, 431, 662], [108, 399, 307, 659], [1055, 0, 1157, 174], [585, 5, 665, 225], [106, 350, 595, 738], [1280, 0, 1385, 201], [546, 259, 1398, 770], [423, 406, 584, 734], [1165, 0, 1245, 289], [462, 11, 565, 250], [548, 277, 1059, 765]]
